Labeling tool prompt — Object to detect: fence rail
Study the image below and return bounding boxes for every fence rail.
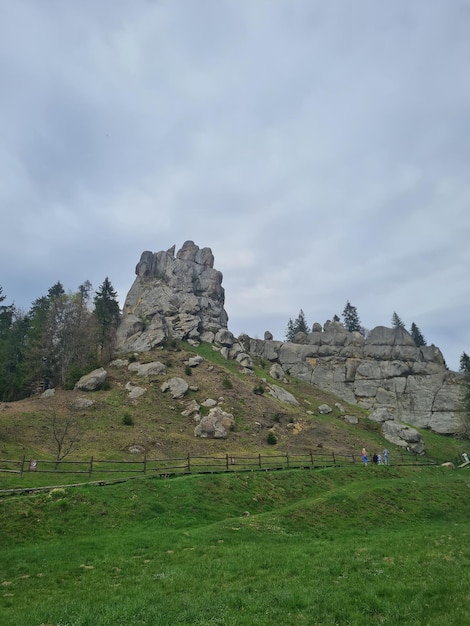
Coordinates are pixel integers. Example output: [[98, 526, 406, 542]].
[[0, 450, 436, 479]]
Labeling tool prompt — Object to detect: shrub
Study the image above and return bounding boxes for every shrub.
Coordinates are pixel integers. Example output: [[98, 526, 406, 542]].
[[122, 413, 134, 426], [63, 364, 85, 390], [253, 384, 265, 395], [184, 364, 192, 376], [266, 431, 277, 445], [222, 377, 233, 389]]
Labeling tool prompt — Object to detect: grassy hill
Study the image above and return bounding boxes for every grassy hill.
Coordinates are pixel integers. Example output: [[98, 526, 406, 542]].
[[0, 341, 466, 472], [1, 343, 469, 624], [1, 466, 469, 625]]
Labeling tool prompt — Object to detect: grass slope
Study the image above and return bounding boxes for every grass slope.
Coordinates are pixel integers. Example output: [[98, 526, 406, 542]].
[[0, 466, 469, 625], [0, 341, 466, 472]]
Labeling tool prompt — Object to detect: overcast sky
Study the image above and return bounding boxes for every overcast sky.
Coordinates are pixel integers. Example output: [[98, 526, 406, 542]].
[[1, 0, 469, 371]]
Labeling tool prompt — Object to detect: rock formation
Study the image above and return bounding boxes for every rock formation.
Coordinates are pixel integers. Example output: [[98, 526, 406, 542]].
[[116, 242, 465, 436], [116, 241, 228, 353], [243, 322, 464, 435]]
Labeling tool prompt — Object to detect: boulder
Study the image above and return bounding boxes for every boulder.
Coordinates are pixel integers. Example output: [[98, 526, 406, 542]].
[[74, 368, 107, 392], [128, 361, 166, 377], [381, 420, 425, 454], [268, 384, 299, 406], [186, 355, 204, 368], [125, 383, 146, 399], [41, 389, 55, 398], [369, 407, 394, 423], [181, 399, 200, 417], [161, 377, 189, 399], [194, 406, 234, 439], [71, 397, 94, 410], [269, 363, 287, 382], [109, 358, 129, 368], [215, 329, 235, 347]]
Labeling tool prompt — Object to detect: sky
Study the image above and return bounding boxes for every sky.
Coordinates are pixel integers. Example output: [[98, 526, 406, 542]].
[[1, 0, 469, 371]]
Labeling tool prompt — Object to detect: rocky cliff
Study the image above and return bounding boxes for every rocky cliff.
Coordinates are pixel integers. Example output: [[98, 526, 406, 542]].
[[116, 241, 229, 352], [116, 242, 464, 436], [242, 322, 464, 435]]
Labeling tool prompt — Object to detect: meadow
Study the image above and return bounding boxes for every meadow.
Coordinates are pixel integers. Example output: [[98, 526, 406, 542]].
[[1, 465, 469, 626]]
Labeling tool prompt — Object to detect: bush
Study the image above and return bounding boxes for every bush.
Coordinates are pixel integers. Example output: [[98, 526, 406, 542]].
[[122, 413, 134, 426], [222, 377, 233, 389], [63, 364, 85, 390], [253, 384, 265, 395], [184, 364, 192, 376], [266, 431, 277, 445]]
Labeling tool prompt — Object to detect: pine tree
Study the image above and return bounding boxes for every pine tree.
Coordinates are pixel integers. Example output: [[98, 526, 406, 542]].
[[460, 352, 470, 374], [391, 312, 405, 329], [342, 301, 362, 333], [93, 277, 120, 361], [285, 310, 310, 341], [295, 309, 309, 335], [285, 318, 295, 341], [410, 322, 426, 347], [459, 352, 470, 437]]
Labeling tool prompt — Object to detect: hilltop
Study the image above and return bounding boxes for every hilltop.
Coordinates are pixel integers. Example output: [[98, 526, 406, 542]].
[[0, 340, 465, 467]]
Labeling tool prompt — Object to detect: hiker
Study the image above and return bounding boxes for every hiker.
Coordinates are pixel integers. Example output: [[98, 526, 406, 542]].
[[362, 447, 368, 465], [383, 448, 389, 465], [377, 453, 382, 465], [372, 453, 378, 464], [462, 452, 469, 464]]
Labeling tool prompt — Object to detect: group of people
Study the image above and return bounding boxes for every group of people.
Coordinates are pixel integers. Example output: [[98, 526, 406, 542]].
[[361, 447, 389, 466]]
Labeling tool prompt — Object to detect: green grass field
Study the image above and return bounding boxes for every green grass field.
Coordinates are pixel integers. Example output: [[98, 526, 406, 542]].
[[1, 465, 469, 625]]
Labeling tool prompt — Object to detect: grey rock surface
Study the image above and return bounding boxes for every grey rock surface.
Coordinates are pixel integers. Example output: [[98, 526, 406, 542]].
[[116, 241, 228, 353], [74, 368, 107, 392]]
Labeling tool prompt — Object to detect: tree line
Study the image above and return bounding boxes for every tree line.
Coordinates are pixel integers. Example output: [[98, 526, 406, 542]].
[[0, 279, 120, 402], [285, 301, 427, 347]]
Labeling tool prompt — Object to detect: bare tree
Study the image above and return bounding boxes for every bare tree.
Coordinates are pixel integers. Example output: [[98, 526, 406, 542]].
[[48, 407, 80, 468]]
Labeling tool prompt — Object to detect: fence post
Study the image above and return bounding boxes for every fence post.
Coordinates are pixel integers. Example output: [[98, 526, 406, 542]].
[[258, 453, 262, 468], [332, 452, 336, 466], [352, 454, 355, 464], [286, 452, 289, 468], [310, 450, 314, 466], [143, 455, 147, 475], [88, 456, 93, 478], [19, 455, 25, 477], [187, 453, 191, 472], [226, 454, 229, 470]]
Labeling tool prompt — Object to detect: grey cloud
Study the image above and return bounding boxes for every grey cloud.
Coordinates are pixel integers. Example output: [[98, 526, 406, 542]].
[[1, 0, 469, 370]]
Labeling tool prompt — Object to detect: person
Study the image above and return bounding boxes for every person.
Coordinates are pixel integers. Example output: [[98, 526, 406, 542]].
[[372, 453, 378, 464], [462, 452, 469, 464], [383, 448, 389, 465], [377, 453, 382, 465], [362, 447, 368, 465]]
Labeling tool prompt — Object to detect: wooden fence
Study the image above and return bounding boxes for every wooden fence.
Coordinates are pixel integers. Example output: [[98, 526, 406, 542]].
[[0, 449, 436, 479]]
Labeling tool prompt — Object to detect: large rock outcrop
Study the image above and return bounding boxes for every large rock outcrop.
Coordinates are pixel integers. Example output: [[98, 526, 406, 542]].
[[115, 242, 464, 436], [116, 241, 228, 352], [244, 323, 464, 435]]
